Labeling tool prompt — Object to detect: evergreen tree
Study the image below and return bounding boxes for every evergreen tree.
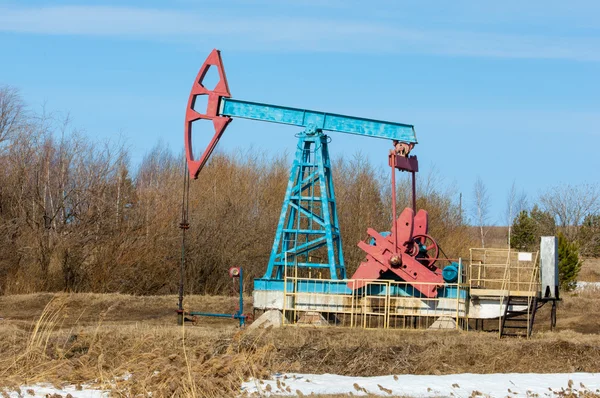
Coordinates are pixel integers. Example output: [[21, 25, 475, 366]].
[[557, 232, 582, 291], [531, 205, 556, 237], [510, 210, 536, 251]]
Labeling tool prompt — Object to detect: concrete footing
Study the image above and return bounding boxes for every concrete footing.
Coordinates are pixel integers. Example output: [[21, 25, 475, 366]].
[[428, 316, 457, 329], [297, 311, 329, 326], [248, 309, 283, 329]]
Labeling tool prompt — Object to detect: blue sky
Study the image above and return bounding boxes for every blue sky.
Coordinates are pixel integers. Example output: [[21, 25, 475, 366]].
[[1, 0, 599, 225]]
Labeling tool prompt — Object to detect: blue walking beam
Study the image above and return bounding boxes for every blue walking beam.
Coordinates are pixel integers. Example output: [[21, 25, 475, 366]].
[[220, 98, 418, 143]]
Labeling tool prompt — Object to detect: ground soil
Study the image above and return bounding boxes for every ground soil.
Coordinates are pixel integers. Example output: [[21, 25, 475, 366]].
[[0, 260, 599, 397]]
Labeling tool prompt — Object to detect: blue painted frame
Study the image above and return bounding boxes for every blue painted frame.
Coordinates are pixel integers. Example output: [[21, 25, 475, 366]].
[[263, 132, 346, 280], [253, 278, 467, 299]]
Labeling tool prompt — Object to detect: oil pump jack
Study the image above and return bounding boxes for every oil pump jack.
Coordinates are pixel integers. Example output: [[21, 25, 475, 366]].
[[178, 49, 451, 324], [177, 49, 559, 340]]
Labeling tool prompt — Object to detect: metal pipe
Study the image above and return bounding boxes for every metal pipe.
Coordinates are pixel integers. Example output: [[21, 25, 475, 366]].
[[187, 267, 246, 327], [177, 163, 190, 325], [189, 312, 244, 318], [238, 267, 244, 327]]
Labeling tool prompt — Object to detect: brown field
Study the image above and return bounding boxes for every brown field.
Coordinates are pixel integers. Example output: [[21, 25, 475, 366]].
[[580, 258, 600, 282], [1, 272, 600, 398]]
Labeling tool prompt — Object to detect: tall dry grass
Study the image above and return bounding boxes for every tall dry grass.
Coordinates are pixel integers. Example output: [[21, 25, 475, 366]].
[[1, 292, 600, 396], [580, 258, 600, 282]]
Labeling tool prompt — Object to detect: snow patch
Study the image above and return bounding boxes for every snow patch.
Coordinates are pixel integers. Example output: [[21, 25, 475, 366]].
[[577, 281, 600, 291], [4, 383, 109, 398], [242, 372, 600, 397]]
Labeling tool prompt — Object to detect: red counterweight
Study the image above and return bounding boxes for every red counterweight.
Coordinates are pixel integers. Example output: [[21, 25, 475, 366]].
[[349, 149, 444, 298], [349, 208, 444, 298]]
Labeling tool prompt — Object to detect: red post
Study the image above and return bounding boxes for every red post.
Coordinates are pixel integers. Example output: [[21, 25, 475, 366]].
[[411, 171, 417, 212], [391, 154, 398, 251]]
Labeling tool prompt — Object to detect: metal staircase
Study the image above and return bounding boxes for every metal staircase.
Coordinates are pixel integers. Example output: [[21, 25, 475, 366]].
[[499, 295, 542, 337], [467, 246, 558, 338]]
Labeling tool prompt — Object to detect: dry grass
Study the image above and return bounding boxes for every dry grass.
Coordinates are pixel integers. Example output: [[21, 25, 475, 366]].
[[580, 258, 600, 282], [1, 292, 600, 397]]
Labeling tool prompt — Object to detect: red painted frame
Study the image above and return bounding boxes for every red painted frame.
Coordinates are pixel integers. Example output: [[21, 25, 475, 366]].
[[350, 151, 444, 298], [184, 49, 232, 179], [350, 208, 443, 298]]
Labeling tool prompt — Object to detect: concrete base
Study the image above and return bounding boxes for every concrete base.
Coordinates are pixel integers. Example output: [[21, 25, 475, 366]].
[[253, 288, 528, 321], [254, 289, 467, 317], [297, 311, 330, 326], [429, 316, 457, 329], [248, 309, 283, 330], [254, 289, 287, 310]]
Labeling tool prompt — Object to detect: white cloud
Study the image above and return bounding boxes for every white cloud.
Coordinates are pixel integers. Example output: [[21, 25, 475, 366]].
[[0, 5, 599, 61]]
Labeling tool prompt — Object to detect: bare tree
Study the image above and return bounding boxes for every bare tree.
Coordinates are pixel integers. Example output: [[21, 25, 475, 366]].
[[0, 86, 25, 151], [472, 176, 491, 248], [539, 183, 600, 240], [505, 181, 528, 248], [0, 87, 481, 295], [335, 153, 387, 275]]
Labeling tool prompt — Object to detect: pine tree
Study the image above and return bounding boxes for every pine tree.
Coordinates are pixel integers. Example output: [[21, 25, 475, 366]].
[[531, 205, 556, 237], [557, 232, 582, 291], [511, 210, 537, 251]]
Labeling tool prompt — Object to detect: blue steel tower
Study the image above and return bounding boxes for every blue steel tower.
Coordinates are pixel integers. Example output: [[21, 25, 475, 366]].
[[263, 128, 345, 280]]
